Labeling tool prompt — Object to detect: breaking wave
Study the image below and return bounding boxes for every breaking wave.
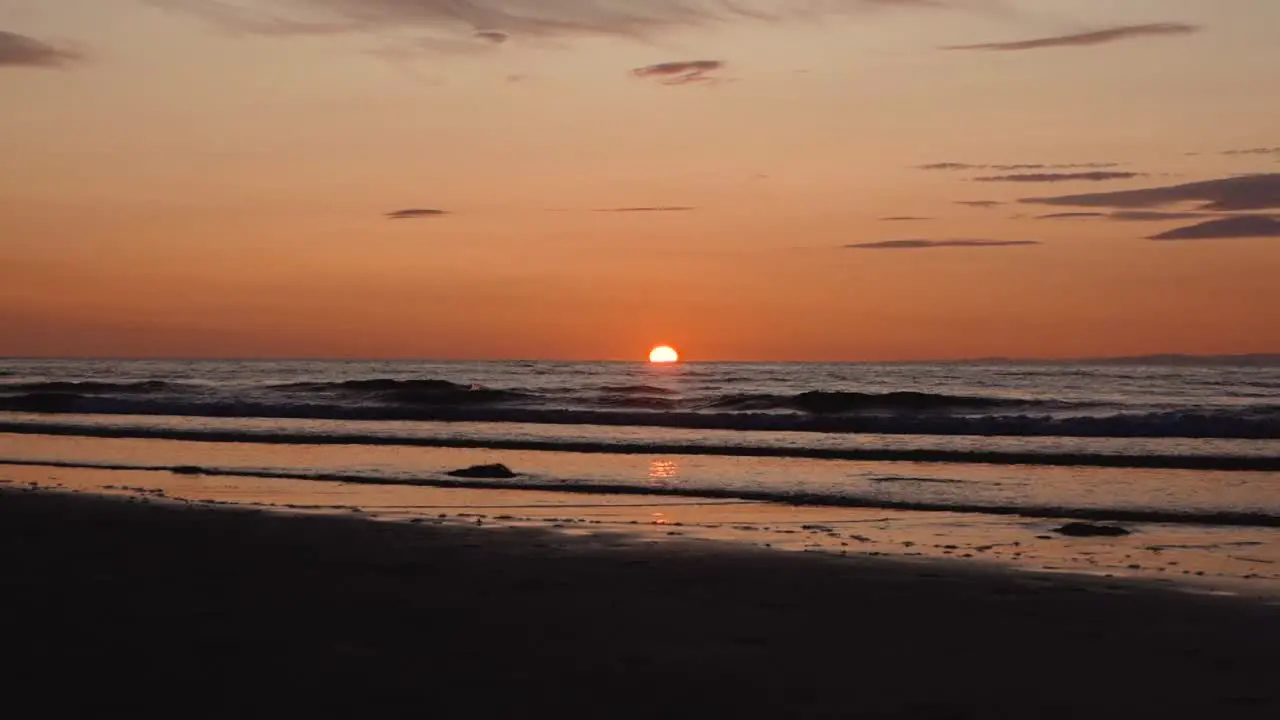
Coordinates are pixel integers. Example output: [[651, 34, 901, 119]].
[[2, 374, 1278, 439], [4, 380, 180, 394], [1, 419, 1277, 470], [0, 395, 1276, 439]]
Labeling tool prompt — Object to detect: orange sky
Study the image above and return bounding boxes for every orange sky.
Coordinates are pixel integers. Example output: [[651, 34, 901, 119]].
[[2, 0, 1279, 361]]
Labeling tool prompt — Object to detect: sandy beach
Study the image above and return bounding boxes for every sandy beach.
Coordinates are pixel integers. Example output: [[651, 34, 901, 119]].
[[4, 484, 1277, 719]]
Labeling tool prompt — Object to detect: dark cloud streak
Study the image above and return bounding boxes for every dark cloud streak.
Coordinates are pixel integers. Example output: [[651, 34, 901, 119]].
[[387, 208, 449, 219], [1149, 216, 1280, 241], [0, 30, 83, 68], [918, 162, 983, 171], [1035, 212, 1107, 219], [975, 172, 1144, 183], [846, 239, 1039, 250], [1021, 174, 1280, 212], [632, 60, 725, 85], [595, 206, 698, 213], [945, 22, 1199, 52], [1034, 210, 1208, 222], [1109, 210, 1207, 222], [1222, 147, 1280, 156], [919, 162, 1121, 171]]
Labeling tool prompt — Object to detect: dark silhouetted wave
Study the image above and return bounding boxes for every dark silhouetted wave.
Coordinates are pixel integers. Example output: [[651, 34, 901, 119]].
[[0, 392, 86, 412], [275, 378, 470, 393], [704, 390, 1023, 413], [2, 369, 1278, 441], [272, 378, 531, 406], [2, 457, 1277, 527], [590, 394, 685, 410], [0, 394, 1276, 439], [596, 384, 680, 395]]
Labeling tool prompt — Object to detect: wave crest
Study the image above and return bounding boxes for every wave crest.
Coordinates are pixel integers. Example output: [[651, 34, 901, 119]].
[[274, 378, 531, 406], [3, 380, 176, 394], [0, 396, 1277, 439], [2, 420, 1278, 471]]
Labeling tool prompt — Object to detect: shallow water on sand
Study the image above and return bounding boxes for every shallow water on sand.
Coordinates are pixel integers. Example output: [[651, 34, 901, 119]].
[[2, 433, 1277, 524], [5, 441, 1277, 597]]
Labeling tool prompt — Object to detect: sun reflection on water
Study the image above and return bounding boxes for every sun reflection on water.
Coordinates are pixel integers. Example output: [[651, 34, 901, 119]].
[[648, 459, 679, 481]]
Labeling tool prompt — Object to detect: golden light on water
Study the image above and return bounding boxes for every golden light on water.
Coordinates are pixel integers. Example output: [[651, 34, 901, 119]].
[[648, 346, 679, 363]]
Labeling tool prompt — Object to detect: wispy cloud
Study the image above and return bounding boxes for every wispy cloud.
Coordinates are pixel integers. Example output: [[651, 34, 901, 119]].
[[1035, 212, 1108, 219], [1109, 210, 1207, 222], [632, 60, 726, 85], [1029, 208, 1208, 220], [974, 171, 1144, 183], [154, 1, 952, 45], [1034, 210, 1207, 221], [1221, 147, 1280, 157], [945, 22, 1199, 52], [846, 239, 1039, 250], [956, 200, 1004, 208], [1021, 174, 1280, 212], [0, 30, 83, 68], [595, 206, 697, 213], [145, 1, 359, 35], [387, 208, 449, 219], [918, 162, 1121, 171], [918, 162, 984, 171], [1149, 216, 1280, 241], [473, 30, 510, 44]]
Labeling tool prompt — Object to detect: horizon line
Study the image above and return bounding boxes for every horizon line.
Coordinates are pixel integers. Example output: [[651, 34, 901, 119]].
[[2, 352, 1278, 365]]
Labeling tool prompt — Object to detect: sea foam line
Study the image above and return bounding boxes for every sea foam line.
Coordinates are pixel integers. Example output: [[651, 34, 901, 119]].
[[2, 421, 1278, 471]]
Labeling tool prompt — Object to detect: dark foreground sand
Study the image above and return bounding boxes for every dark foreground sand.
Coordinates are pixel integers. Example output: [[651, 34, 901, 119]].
[[4, 489, 1277, 719]]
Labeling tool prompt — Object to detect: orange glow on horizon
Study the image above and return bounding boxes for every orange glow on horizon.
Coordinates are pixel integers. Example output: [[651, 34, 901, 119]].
[[3, 4, 1280, 361], [649, 345, 679, 363]]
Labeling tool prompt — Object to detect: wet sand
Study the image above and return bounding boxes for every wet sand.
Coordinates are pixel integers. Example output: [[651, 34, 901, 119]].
[[6, 462, 1278, 592], [4, 486, 1278, 718]]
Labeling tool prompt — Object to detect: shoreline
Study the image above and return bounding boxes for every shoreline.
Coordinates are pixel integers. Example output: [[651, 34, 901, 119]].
[[7, 457, 1280, 528], [6, 461, 1279, 597], [5, 484, 1279, 717]]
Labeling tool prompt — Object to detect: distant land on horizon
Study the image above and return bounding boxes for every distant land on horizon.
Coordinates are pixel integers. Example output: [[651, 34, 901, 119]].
[[941, 353, 1280, 367]]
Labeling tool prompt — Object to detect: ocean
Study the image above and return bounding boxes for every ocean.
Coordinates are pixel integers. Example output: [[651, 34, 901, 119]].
[[2, 357, 1278, 512], [2, 358, 1278, 588]]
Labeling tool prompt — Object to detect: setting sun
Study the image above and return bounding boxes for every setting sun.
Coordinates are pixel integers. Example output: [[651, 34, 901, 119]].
[[648, 346, 679, 363]]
